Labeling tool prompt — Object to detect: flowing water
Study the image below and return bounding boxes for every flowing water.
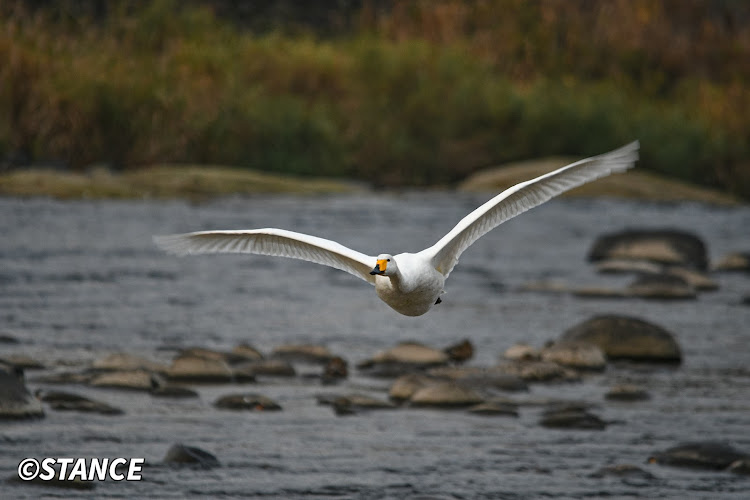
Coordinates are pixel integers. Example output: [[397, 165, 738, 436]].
[[1, 193, 749, 499]]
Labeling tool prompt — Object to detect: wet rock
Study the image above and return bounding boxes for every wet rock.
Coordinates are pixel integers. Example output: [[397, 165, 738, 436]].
[[713, 251, 750, 272], [234, 359, 296, 378], [503, 343, 541, 362], [149, 384, 199, 398], [166, 354, 233, 383], [30, 370, 95, 385], [541, 341, 606, 371], [467, 401, 519, 417], [595, 259, 664, 274], [666, 267, 718, 291], [605, 384, 650, 401], [426, 366, 529, 392], [89, 369, 155, 391], [539, 406, 607, 430], [409, 381, 484, 407], [271, 344, 334, 364], [443, 339, 474, 363], [573, 287, 628, 298], [561, 315, 682, 363], [92, 352, 168, 373], [496, 360, 580, 382], [743, 296, 750, 307], [178, 347, 250, 366], [358, 342, 449, 377], [0, 354, 45, 370], [0, 367, 44, 419], [163, 443, 220, 468], [728, 458, 750, 475], [214, 393, 281, 411], [590, 464, 656, 480], [588, 229, 708, 270], [625, 273, 696, 300], [322, 356, 348, 383], [389, 374, 434, 402], [318, 393, 396, 415], [35, 389, 123, 415], [649, 441, 750, 470], [0, 332, 20, 343], [231, 343, 264, 361]]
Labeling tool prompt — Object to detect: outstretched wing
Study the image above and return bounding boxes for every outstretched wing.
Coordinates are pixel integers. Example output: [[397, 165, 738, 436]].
[[423, 141, 639, 278], [154, 228, 377, 285]]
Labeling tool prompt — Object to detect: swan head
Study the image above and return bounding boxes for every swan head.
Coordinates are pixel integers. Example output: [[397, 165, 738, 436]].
[[369, 254, 396, 276]]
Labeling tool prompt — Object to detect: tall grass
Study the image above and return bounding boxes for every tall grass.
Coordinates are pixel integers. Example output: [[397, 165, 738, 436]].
[[0, 1, 747, 196]]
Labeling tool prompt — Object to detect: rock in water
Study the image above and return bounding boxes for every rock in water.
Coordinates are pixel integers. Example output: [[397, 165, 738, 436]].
[[540, 406, 607, 430], [0, 367, 44, 419], [649, 442, 750, 470], [588, 229, 708, 270], [540, 341, 607, 370], [409, 381, 484, 407], [605, 384, 650, 401], [561, 315, 682, 363], [625, 273, 696, 300], [166, 354, 233, 383], [712, 251, 750, 272], [214, 393, 281, 411], [163, 443, 220, 468], [35, 390, 123, 415]]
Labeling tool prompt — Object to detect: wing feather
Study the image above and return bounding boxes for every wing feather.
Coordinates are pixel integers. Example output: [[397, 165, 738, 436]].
[[154, 228, 377, 285], [423, 141, 639, 278]]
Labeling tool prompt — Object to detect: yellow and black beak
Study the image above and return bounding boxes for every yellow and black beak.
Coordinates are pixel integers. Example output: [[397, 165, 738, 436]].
[[369, 259, 387, 276]]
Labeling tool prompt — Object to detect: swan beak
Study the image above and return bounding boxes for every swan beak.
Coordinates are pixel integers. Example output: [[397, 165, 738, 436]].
[[369, 259, 387, 275]]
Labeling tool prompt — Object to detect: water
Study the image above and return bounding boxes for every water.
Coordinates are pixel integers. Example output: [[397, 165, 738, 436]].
[[1, 193, 749, 498]]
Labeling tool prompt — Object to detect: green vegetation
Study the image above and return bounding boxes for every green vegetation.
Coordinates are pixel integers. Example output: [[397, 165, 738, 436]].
[[1, 1, 748, 197]]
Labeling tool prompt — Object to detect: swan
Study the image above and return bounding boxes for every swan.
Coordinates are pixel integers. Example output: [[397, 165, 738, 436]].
[[154, 141, 639, 316]]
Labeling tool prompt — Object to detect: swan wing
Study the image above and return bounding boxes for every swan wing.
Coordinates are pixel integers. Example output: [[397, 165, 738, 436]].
[[424, 141, 639, 278], [154, 228, 377, 285]]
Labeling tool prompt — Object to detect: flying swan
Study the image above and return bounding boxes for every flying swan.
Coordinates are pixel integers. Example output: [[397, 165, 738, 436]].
[[155, 141, 639, 316]]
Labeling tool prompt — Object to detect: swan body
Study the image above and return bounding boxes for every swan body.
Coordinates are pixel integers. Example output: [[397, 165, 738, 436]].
[[155, 141, 639, 316]]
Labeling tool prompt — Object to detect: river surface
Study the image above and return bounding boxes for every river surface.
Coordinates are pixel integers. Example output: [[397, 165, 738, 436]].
[[1, 193, 749, 499]]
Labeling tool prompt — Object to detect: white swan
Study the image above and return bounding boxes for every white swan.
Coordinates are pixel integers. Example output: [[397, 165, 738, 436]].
[[155, 141, 639, 316]]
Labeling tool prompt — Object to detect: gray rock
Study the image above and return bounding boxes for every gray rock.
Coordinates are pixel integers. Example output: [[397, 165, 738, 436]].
[[588, 229, 708, 270], [595, 259, 664, 274], [89, 369, 155, 391], [0, 368, 44, 419], [358, 342, 449, 377], [467, 401, 519, 417], [409, 381, 484, 408], [625, 273, 696, 300], [561, 315, 682, 363], [35, 389, 123, 415], [649, 442, 750, 470], [149, 385, 199, 398], [426, 366, 529, 392], [496, 360, 580, 382], [605, 384, 650, 401], [540, 407, 607, 430], [541, 341, 606, 371], [712, 251, 750, 272], [166, 354, 233, 383], [0, 354, 45, 370], [234, 359, 296, 378], [231, 343, 264, 361], [163, 443, 220, 468], [503, 343, 541, 361], [590, 464, 656, 480], [318, 393, 396, 415], [728, 458, 750, 475], [214, 393, 281, 411], [389, 374, 434, 402]]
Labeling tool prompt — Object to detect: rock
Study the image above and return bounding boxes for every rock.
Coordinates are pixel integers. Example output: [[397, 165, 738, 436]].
[[587, 229, 708, 270], [540, 406, 607, 430], [541, 341, 607, 371], [713, 251, 750, 272], [92, 353, 167, 373], [231, 343, 264, 361], [214, 393, 281, 411], [496, 360, 580, 382], [178, 347, 249, 366], [426, 366, 529, 392], [605, 384, 650, 401], [443, 339, 474, 363], [589, 464, 656, 480], [318, 393, 396, 415], [389, 374, 434, 402], [728, 458, 750, 475], [0, 332, 20, 343], [503, 344, 541, 362], [0, 367, 44, 419], [666, 267, 718, 291], [649, 441, 750, 470], [35, 389, 123, 415], [89, 369, 155, 391], [518, 280, 572, 294], [409, 381, 484, 407], [0, 354, 45, 370], [561, 315, 682, 363], [573, 287, 628, 298], [29, 370, 95, 385], [166, 354, 233, 383], [467, 401, 519, 417], [149, 385, 199, 398], [358, 342, 449, 377], [234, 359, 296, 378], [322, 356, 348, 382], [271, 344, 334, 364], [595, 259, 664, 274], [163, 443, 220, 468], [625, 273, 696, 300]]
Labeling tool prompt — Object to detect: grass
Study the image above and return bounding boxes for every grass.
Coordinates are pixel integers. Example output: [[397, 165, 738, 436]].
[[0, 1, 748, 198]]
